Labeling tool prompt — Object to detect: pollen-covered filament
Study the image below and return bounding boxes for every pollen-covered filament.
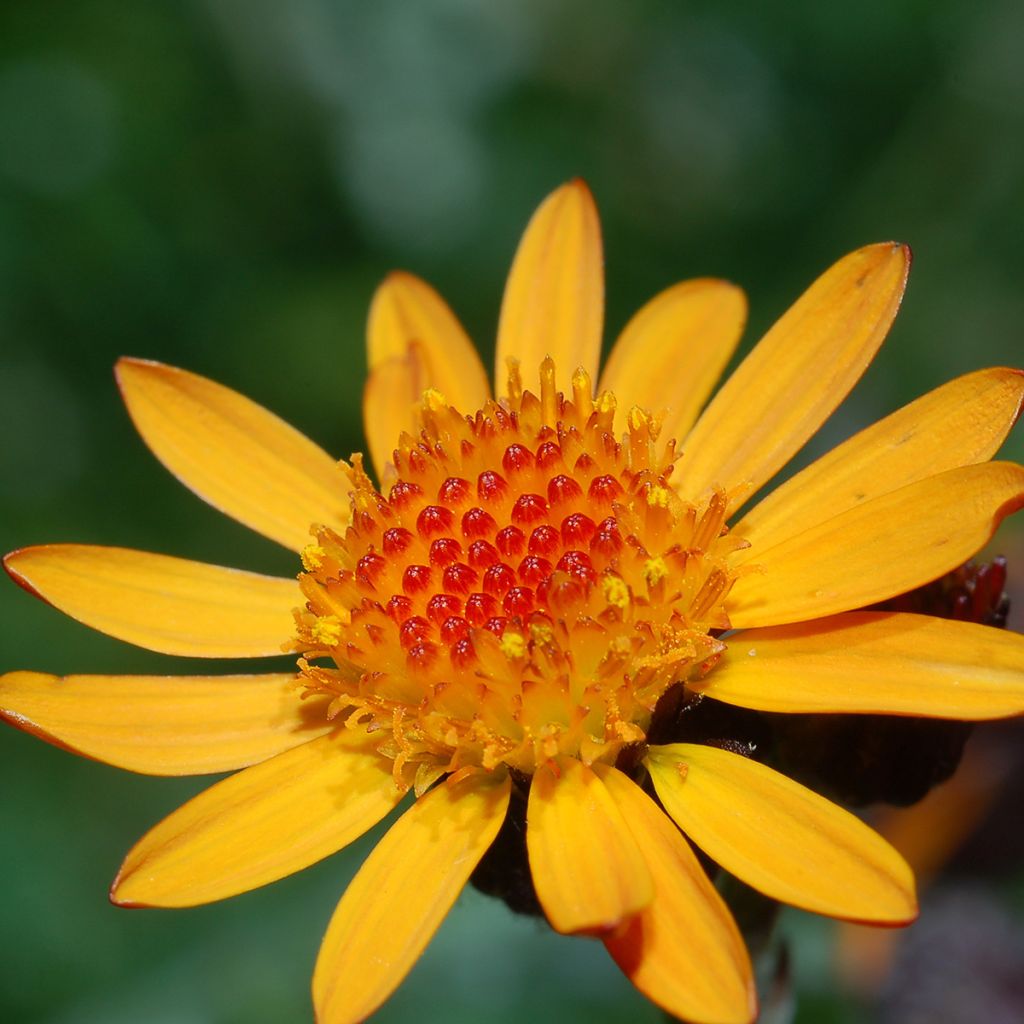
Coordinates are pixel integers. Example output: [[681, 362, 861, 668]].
[[293, 359, 748, 788]]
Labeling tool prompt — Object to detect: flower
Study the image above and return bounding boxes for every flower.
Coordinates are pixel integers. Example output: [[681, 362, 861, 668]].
[[4, 180, 1024, 1024]]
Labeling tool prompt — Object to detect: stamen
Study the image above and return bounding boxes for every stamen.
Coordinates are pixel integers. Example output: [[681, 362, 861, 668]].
[[295, 357, 741, 776]]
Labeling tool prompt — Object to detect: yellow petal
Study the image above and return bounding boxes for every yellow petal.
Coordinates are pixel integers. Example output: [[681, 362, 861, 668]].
[[595, 765, 757, 1024], [362, 341, 430, 483], [367, 270, 489, 409], [111, 731, 402, 907], [675, 243, 910, 508], [0, 671, 331, 775], [526, 758, 653, 935], [4, 544, 297, 657], [313, 771, 510, 1024], [495, 180, 603, 398], [735, 367, 1024, 549], [727, 462, 1024, 628], [699, 611, 1024, 719], [647, 744, 917, 924], [599, 278, 747, 440], [116, 358, 350, 552]]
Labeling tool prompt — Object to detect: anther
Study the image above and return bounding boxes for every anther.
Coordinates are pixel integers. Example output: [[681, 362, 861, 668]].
[[356, 553, 386, 586], [399, 616, 432, 649], [535, 441, 563, 470], [588, 474, 624, 503], [504, 586, 536, 617], [511, 493, 549, 525], [301, 544, 326, 572], [440, 616, 471, 644], [557, 549, 597, 585], [602, 575, 630, 611], [450, 636, 477, 668], [402, 564, 432, 594], [496, 525, 526, 557], [407, 447, 429, 475], [499, 631, 526, 660], [561, 512, 596, 546], [502, 443, 533, 474], [528, 524, 560, 557], [477, 470, 509, 503], [518, 555, 553, 586], [547, 474, 583, 506], [482, 563, 516, 597], [417, 505, 455, 538], [385, 594, 413, 624], [426, 593, 462, 625], [540, 356, 558, 425], [382, 527, 415, 556], [572, 367, 594, 419], [438, 477, 472, 506], [442, 562, 478, 595], [388, 480, 424, 508], [574, 452, 596, 475], [465, 592, 498, 626], [429, 537, 463, 567], [591, 517, 623, 558], [407, 641, 439, 671], [467, 539, 499, 568], [539, 573, 586, 614], [461, 506, 498, 539]]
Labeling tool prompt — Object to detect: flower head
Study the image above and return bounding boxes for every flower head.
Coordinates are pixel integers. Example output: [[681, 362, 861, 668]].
[[4, 181, 1024, 1024]]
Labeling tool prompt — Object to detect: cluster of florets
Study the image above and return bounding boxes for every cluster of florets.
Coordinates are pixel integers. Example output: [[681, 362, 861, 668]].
[[292, 363, 747, 784]]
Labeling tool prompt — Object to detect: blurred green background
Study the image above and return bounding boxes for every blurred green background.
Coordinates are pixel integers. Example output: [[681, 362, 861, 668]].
[[2, 2, 1023, 1022]]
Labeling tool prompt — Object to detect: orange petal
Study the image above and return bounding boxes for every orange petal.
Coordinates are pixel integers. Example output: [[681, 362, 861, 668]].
[[727, 462, 1024, 628], [526, 758, 653, 935], [647, 744, 917, 924], [596, 765, 757, 1024], [495, 180, 603, 398], [116, 358, 350, 552], [700, 612, 1024, 718], [367, 270, 489, 408], [599, 279, 747, 440], [675, 243, 910, 508], [362, 341, 430, 483], [0, 670, 331, 775], [735, 367, 1024, 550], [111, 731, 402, 907], [4, 544, 297, 657], [313, 771, 510, 1024]]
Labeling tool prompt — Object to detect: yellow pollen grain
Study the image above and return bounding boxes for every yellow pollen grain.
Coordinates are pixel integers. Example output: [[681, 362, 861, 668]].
[[646, 485, 670, 508], [422, 387, 448, 412], [500, 632, 527, 659], [311, 615, 342, 647], [602, 574, 630, 610], [644, 556, 669, 587], [628, 405, 649, 432], [301, 544, 327, 572], [530, 621, 554, 645], [572, 366, 594, 418], [675, 761, 689, 780]]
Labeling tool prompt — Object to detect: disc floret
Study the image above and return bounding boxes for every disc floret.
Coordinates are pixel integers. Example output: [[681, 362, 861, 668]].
[[293, 359, 747, 786]]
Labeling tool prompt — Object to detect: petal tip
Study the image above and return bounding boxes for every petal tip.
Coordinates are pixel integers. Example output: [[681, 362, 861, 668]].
[[108, 874, 136, 908], [853, 240, 911, 271], [548, 177, 597, 214], [114, 355, 166, 388], [3, 547, 40, 596], [565, 175, 593, 194], [373, 269, 414, 296]]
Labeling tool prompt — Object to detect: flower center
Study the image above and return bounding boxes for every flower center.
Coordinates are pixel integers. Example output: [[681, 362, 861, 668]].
[[293, 359, 748, 789]]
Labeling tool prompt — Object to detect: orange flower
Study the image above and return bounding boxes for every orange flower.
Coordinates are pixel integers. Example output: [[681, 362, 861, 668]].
[[4, 181, 1024, 1024]]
